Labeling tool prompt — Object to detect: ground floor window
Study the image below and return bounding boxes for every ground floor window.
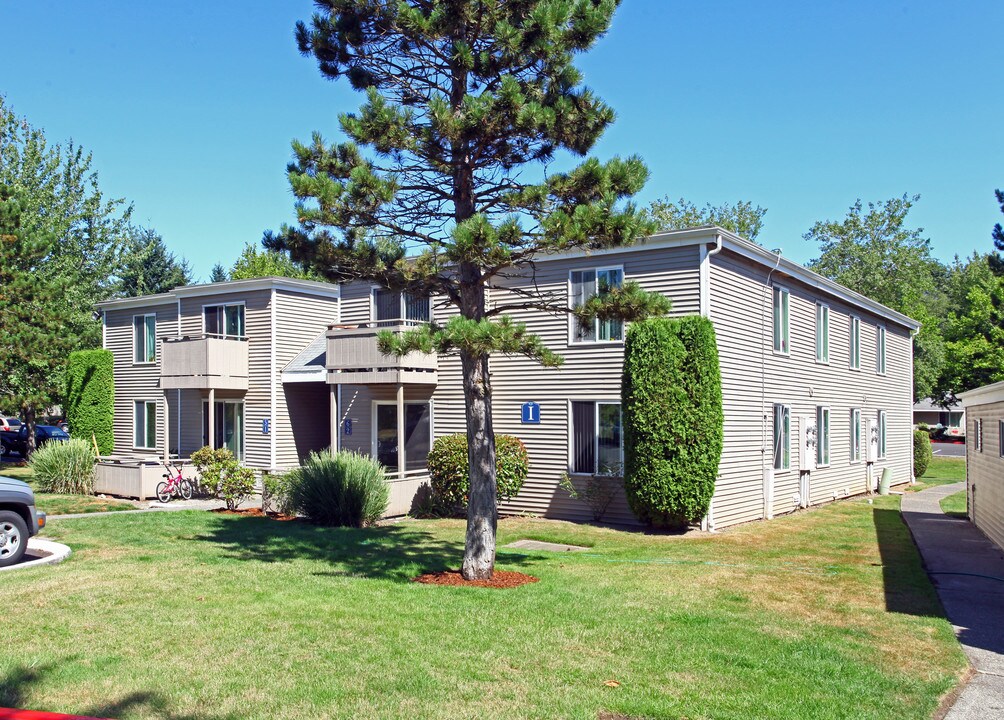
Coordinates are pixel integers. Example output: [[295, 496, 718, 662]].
[[202, 400, 244, 460], [135, 400, 157, 449], [374, 402, 431, 473], [570, 401, 623, 475], [816, 406, 830, 466], [773, 404, 790, 471], [878, 410, 887, 459]]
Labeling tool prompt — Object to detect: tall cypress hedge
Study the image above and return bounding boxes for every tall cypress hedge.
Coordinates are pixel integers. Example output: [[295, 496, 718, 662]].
[[622, 316, 723, 528], [65, 349, 115, 455]]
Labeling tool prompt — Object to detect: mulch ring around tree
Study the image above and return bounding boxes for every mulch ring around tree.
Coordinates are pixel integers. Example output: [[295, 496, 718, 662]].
[[209, 507, 297, 521], [413, 569, 539, 589]]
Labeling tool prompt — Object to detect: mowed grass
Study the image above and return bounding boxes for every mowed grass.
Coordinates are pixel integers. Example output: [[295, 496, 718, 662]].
[[912, 455, 966, 490], [0, 462, 135, 516], [1, 497, 966, 720], [940, 491, 968, 519]]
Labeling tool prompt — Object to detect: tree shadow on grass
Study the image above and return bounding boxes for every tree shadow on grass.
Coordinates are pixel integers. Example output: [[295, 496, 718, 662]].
[[0, 661, 241, 720], [873, 507, 947, 617], [192, 516, 535, 582]]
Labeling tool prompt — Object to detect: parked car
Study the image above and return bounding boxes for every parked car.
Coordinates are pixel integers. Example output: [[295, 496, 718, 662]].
[[0, 425, 70, 458], [0, 475, 46, 567], [0, 417, 22, 432]]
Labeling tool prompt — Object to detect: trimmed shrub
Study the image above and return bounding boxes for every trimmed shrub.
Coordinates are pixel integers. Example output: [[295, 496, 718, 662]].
[[30, 438, 96, 494], [622, 316, 724, 528], [64, 349, 114, 454], [190, 445, 255, 510], [427, 434, 529, 512], [914, 429, 933, 478], [287, 451, 389, 527], [218, 466, 256, 511], [262, 471, 294, 515]]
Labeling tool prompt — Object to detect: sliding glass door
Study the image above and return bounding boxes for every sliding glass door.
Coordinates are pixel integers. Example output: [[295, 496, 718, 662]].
[[202, 400, 244, 460]]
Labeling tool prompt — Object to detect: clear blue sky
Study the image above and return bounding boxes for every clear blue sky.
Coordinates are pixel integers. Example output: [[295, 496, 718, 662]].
[[3, 1, 1001, 280]]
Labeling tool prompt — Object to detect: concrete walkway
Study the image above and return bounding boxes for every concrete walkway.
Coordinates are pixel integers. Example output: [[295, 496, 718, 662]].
[[902, 482, 1004, 719]]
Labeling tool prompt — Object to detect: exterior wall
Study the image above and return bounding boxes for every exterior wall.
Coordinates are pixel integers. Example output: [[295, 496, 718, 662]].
[[967, 401, 1004, 550], [273, 289, 339, 469], [708, 249, 914, 528], [104, 301, 179, 457]]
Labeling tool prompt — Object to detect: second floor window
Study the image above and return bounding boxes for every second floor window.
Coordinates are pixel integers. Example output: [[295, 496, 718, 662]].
[[876, 326, 886, 374], [373, 289, 430, 325], [205, 303, 245, 339], [133, 313, 156, 363], [849, 316, 861, 369], [772, 287, 789, 354], [570, 268, 624, 343], [815, 303, 829, 363]]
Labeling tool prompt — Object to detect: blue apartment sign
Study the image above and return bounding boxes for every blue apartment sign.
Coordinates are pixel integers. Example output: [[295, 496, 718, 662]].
[[521, 402, 541, 424], [344, 418, 353, 436], [262, 418, 270, 435]]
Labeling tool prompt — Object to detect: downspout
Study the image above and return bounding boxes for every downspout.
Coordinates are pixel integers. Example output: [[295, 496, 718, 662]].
[[700, 234, 724, 532], [761, 250, 783, 520]]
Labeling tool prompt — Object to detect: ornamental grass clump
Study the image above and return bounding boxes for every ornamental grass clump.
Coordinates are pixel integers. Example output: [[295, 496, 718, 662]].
[[288, 451, 389, 527], [427, 434, 529, 514], [30, 438, 96, 494]]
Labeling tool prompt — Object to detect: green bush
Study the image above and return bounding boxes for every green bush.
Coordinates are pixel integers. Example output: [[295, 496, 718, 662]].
[[64, 349, 114, 455], [30, 438, 96, 494], [622, 316, 723, 528], [287, 451, 389, 527], [262, 471, 294, 515], [427, 433, 529, 513], [914, 429, 933, 479], [190, 445, 255, 510]]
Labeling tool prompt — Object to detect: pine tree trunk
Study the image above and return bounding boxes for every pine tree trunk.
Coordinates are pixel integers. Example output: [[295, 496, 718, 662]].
[[461, 349, 497, 580]]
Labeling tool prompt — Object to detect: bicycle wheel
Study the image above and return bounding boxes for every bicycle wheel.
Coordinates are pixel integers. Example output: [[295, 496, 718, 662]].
[[179, 479, 193, 500], [156, 481, 172, 504]]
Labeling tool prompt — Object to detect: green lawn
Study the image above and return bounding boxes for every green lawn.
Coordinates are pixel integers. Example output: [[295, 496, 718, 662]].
[[1, 496, 966, 720], [0, 462, 135, 516], [912, 455, 965, 490], [940, 491, 968, 519]]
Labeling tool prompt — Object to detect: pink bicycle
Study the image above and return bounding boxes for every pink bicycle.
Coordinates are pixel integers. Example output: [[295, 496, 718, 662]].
[[157, 462, 193, 503]]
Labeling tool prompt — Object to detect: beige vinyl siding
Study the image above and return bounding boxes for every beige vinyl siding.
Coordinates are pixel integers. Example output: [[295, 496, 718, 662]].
[[431, 245, 702, 524], [968, 401, 1004, 550], [104, 302, 178, 456], [178, 290, 271, 467], [709, 250, 914, 528], [273, 290, 339, 469]]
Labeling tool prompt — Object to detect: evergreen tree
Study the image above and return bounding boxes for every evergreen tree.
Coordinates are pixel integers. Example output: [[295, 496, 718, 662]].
[[230, 243, 319, 281], [209, 263, 229, 283], [116, 226, 192, 296], [267, 0, 666, 579], [990, 189, 1004, 276], [648, 197, 766, 243]]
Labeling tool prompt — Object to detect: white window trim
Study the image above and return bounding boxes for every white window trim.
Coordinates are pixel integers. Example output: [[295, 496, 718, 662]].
[[772, 286, 790, 356], [200, 398, 247, 461], [567, 265, 626, 346], [999, 419, 1003, 458], [772, 403, 791, 472], [815, 302, 829, 364], [849, 315, 861, 370], [132, 313, 157, 365], [816, 405, 831, 467], [975, 418, 983, 453], [850, 408, 862, 464], [876, 325, 887, 375], [878, 410, 887, 460], [201, 301, 247, 339], [133, 399, 158, 451], [370, 400, 434, 473]]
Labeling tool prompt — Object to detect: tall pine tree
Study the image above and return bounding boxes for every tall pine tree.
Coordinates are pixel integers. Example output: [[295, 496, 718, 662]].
[[990, 189, 1004, 276], [267, 0, 666, 579], [116, 226, 192, 297]]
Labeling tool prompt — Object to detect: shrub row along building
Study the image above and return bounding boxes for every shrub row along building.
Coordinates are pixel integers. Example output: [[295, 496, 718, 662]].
[[94, 227, 918, 529]]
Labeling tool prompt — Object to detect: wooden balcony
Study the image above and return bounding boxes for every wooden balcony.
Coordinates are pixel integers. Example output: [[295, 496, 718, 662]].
[[326, 324, 438, 385], [160, 336, 249, 390]]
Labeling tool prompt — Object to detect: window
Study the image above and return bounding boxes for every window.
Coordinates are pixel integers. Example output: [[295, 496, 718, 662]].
[[975, 418, 983, 453], [999, 420, 1003, 458], [570, 267, 624, 343], [202, 400, 245, 460], [878, 410, 887, 459], [134, 400, 157, 449], [204, 303, 245, 339], [815, 303, 829, 363], [876, 326, 886, 374], [850, 408, 862, 462], [849, 316, 861, 369], [374, 402, 431, 472], [772, 287, 789, 354], [372, 289, 431, 326], [816, 406, 830, 466], [772, 404, 790, 471], [571, 401, 623, 475], [133, 314, 157, 363]]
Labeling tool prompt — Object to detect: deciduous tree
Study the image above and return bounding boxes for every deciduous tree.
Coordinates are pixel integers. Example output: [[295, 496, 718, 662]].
[[267, 0, 666, 579], [229, 243, 319, 281], [648, 196, 766, 242]]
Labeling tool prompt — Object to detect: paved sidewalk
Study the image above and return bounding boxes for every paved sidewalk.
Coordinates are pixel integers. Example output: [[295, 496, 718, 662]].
[[902, 482, 1004, 719], [50, 497, 228, 520]]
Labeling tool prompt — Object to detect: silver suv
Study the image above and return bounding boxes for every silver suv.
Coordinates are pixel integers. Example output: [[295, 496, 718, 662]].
[[0, 476, 46, 567]]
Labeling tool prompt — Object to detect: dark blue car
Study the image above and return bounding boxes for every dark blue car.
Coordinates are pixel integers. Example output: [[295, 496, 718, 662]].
[[0, 424, 70, 458]]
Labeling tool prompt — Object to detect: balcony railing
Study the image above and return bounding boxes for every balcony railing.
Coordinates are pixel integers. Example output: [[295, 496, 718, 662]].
[[161, 335, 249, 390], [326, 324, 438, 385]]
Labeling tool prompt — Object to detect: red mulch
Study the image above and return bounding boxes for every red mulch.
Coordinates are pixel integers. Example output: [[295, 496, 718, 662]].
[[413, 569, 539, 589], [209, 507, 297, 521]]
